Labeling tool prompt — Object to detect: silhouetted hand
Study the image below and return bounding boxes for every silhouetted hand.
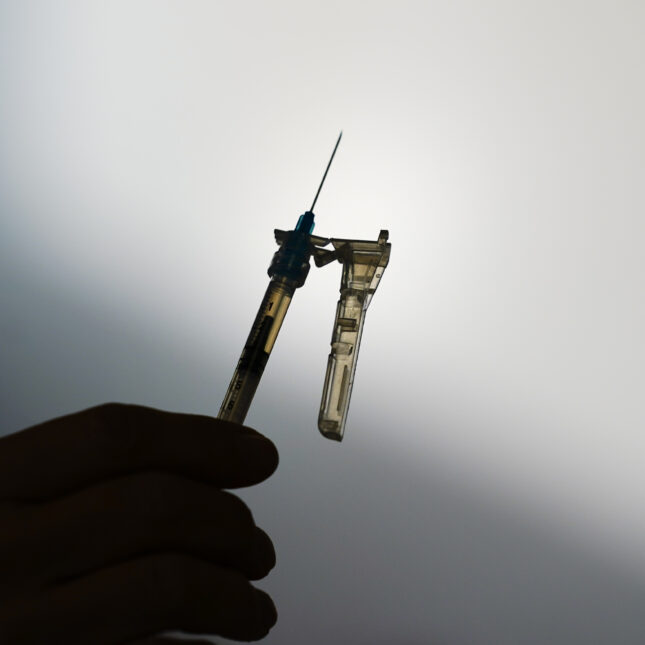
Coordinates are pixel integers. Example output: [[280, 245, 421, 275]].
[[0, 403, 279, 644]]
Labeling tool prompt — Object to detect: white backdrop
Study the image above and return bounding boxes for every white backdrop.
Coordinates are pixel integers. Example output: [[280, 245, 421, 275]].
[[2, 2, 645, 643]]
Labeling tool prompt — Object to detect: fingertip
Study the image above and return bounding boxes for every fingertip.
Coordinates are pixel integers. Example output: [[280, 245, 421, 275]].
[[244, 527, 276, 580], [257, 527, 277, 574], [231, 424, 279, 467], [243, 435, 279, 483], [211, 420, 279, 474], [262, 436, 279, 476], [253, 588, 278, 632]]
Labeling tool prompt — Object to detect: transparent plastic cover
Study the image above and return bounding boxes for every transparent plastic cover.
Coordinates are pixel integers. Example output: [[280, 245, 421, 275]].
[[318, 230, 391, 441]]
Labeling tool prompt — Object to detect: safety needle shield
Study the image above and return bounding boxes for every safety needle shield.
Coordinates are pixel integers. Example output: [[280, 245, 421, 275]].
[[315, 230, 391, 441]]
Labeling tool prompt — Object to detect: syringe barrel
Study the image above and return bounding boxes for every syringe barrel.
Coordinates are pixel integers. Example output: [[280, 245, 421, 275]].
[[218, 276, 297, 424]]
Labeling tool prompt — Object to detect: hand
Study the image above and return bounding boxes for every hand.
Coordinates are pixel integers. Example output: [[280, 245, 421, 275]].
[[0, 403, 279, 644]]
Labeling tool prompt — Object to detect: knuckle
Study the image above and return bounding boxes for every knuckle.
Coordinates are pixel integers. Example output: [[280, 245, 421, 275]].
[[0, 507, 33, 594], [218, 491, 255, 534], [140, 552, 216, 622], [222, 567, 256, 606], [92, 402, 129, 424], [89, 403, 148, 469], [139, 553, 190, 617], [138, 554, 257, 633], [118, 471, 182, 515]]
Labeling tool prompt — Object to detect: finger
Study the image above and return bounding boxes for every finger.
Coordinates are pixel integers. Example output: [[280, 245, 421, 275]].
[[0, 554, 277, 644], [0, 403, 279, 502], [244, 527, 277, 581], [9, 472, 276, 587], [127, 639, 216, 645]]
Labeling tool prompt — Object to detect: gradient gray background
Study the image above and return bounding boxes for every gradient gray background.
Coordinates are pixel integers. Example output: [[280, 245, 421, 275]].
[[2, 1, 645, 643]]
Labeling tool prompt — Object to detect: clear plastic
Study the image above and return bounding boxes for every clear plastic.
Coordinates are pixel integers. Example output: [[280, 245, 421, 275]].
[[218, 278, 295, 424], [318, 230, 391, 441]]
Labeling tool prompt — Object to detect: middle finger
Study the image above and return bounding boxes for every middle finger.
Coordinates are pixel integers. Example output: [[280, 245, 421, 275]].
[[8, 471, 275, 587]]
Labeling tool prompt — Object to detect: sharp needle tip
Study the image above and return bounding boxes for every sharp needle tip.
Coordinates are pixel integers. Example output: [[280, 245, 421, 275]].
[[309, 132, 343, 213]]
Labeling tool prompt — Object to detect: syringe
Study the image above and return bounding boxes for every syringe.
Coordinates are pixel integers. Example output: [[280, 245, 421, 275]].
[[218, 133, 342, 424]]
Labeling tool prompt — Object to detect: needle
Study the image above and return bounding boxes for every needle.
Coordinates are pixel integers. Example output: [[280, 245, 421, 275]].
[[310, 131, 343, 213]]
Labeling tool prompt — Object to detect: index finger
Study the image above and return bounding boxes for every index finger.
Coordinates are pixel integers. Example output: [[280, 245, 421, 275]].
[[0, 403, 279, 502]]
